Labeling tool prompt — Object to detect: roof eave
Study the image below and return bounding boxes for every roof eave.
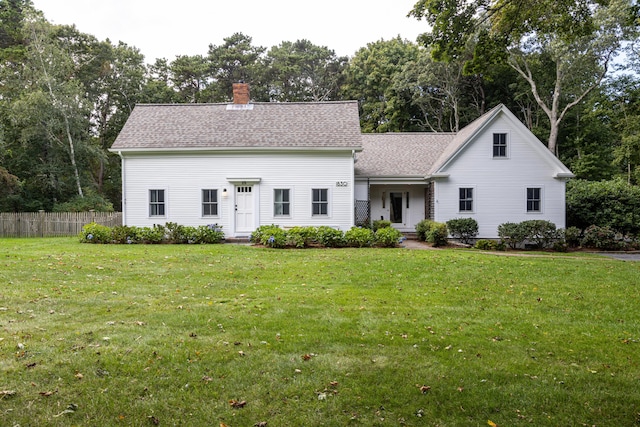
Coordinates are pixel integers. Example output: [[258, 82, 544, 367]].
[[109, 146, 363, 154]]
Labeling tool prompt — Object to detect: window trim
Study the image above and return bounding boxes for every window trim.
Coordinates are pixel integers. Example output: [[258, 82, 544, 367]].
[[149, 189, 166, 218], [458, 187, 475, 213], [526, 186, 543, 213], [312, 188, 329, 216], [492, 132, 509, 158], [274, 188, 291, 217], [202, 189, 219, 217]]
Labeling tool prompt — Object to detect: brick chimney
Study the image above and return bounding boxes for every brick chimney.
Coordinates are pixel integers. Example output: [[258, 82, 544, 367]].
[[232, 82, 250, 104]]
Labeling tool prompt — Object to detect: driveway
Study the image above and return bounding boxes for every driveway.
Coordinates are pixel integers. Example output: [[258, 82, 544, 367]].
[[597, 252, 640, 261]]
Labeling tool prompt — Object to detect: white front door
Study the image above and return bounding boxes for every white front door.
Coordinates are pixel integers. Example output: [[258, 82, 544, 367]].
[[235, 186, 254, 234]]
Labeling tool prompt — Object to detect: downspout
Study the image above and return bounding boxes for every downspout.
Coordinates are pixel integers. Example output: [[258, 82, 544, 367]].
[[118, 151, 126, 225]]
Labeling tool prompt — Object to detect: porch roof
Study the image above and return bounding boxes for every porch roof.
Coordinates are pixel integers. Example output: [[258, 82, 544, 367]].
[[355, 133, 454, 178]]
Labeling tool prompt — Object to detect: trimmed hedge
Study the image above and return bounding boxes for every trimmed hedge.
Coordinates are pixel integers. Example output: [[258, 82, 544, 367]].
[[446, 218, 478, 244], [497, 220, 558, 249]]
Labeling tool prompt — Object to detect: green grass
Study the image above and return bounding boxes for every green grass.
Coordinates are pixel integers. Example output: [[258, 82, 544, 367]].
[[0, 238, 639, 426]]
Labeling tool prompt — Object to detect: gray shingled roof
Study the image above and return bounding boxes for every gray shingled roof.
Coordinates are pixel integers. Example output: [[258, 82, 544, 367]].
[[355, 133, 455, 177], [111, 101, 362, 150]]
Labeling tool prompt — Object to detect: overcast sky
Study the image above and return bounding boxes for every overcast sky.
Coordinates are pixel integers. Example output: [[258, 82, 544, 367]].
[[31, 0, 428, 63]]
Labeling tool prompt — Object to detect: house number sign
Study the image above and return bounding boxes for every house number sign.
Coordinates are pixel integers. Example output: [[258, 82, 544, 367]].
[[336, 181, 348, 187]]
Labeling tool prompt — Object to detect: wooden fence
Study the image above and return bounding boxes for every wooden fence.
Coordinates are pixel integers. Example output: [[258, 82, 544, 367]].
[[0, 212, 122, 238]]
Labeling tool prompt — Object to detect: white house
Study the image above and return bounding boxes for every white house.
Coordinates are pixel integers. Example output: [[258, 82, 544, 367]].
[[110, 83, 573, 239], [110, 84, 362, 237], [354, 104, 574, 238]]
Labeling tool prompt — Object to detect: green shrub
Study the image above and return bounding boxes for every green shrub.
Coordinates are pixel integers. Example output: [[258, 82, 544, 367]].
[[581, 225, 625, 250], [564, 226, 582, 248], [165, 222, 187, 243], [567, 179, 640, 236], [184, 224, 225, 244], [427, 222, 448, 247], [372, 219, 392, 231], [316, 226, 345, 248], [374, 227, 403, 248], [345, 227, 374, 247], [497, 222, 527, 249], [446, 218, 479, 244], [79, 222, 112, 243], [286, 226, 317, 248], [111, 225, 140, 244], [251, 225, 287, 248], [415, 219, 434, 242], [415, 219, 448, 246], [520, 220, 557, 249], [138, 225, 166, 244], [552, 240, 569, 252], [474, 239, 497, 250]]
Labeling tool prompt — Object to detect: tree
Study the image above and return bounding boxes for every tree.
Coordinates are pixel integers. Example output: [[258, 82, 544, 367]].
[[342, 38, 424, 132], [410, 0, 639, 155], [264, 39, 347, 102], [17, 14, 89, 199], [206, 33, 266, 102], [392, 46, 488, 132], [170, 54, 210, 103]]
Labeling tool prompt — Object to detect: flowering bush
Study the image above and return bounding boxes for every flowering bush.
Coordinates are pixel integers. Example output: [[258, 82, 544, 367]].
[[79, 222, 224, 244], [79, 222, 112, 243], [251, 225, 287, 248]]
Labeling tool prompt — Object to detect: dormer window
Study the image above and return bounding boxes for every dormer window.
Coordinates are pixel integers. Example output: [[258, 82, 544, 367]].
[[493, 133, 507, 158]]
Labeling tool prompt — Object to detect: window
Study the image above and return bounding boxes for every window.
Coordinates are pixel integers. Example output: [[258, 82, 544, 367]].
[[459, 188, 473, 212], [274, 189, 290, 216], [149, 189, 165, 216], [312, 188, 328, 215], [493, 133, 507, 157], [202, 189, 218, 216], [527, 187, 541, 212]]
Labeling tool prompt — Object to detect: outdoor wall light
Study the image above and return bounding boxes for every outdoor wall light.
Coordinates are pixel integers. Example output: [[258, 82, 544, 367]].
[[222, 188, 228, 198]]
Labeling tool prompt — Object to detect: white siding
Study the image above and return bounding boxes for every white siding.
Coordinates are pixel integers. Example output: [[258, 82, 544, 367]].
[[369, 185, 426, 232], [434, 113, 567, 238], [122, 151, 355, 236]]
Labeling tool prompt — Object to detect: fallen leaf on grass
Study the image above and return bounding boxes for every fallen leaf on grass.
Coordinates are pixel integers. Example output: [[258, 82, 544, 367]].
[[254, 422, 267, 427], [202, 375, 213, 382], [418, 385, 431, 394], [75, 372, 83, 380], [302, 354, 312, 361], [0, 390, 17, 398], [488, 420, 498, 427], [39, 389, 57, 397], [148, 415, 160, 425], [229, 399, 247, 408]]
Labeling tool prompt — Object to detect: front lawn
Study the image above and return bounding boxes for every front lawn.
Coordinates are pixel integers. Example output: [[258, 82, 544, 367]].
[[0, 238, 638, 426]]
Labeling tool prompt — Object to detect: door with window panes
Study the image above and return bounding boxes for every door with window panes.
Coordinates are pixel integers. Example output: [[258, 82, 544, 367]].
[[235, 186, 254, 233]]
